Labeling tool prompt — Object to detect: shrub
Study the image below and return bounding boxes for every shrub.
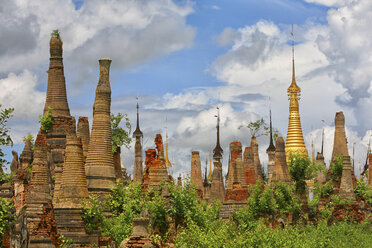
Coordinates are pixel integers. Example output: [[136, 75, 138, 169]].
[[39, 107, 53, 132]]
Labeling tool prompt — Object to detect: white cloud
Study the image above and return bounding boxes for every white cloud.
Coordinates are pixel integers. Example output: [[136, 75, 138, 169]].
[[0, 0, 195, 80], [0, 70, 44, 120]]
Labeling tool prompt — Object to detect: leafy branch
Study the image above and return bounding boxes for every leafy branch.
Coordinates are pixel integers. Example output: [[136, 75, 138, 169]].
[[39, 107, 53, 132], [111, 113, 132, 153]]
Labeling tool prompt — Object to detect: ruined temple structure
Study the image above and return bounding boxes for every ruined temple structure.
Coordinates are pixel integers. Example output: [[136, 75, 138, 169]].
[[133, 100, 144, 184], [270, 137, 290, 184], [77, 116, 90, 162], [85, 58, 116, 196], [243, 146, 256, 186], [23, 133, 59, 247], [285, 34, 308, 160], [54, 134, 99, 246], [220, 141, 249, 219], [190, 151, 203, 193], [266, 109, 275, 183], [210, 107, 225, 201], [327, 112, 357, 185], [142, 134, 169, 191], [339, 155, 355, 200], [250, 136, 263, 182], [14, 138, 33, 215], [43, 32, 75, 195]]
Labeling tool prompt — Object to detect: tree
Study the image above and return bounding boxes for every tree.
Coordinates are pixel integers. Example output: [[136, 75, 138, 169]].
[[111, 113, 132, 153], [239, 117, 278, 139], [288, 153, 317, 196], [0, 105, 14, 169]]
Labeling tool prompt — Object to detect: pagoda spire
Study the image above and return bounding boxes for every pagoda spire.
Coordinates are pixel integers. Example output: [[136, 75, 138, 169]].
[[133, 97, 143, 138], [285, 25, 308, 159], [266, 106, 275, 152], [213, 107, 223, 159], [133, 97, 143, 183]]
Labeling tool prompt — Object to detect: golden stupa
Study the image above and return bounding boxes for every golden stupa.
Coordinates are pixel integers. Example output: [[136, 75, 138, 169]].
[[285, 29, 308, 160]]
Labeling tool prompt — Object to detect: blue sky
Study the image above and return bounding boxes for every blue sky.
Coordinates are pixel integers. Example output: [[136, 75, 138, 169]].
[[1, 0, 372, 178]]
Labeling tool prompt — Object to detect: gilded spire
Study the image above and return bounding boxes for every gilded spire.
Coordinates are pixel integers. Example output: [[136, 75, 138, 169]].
[[213, 107, 223, 159], [285, 25, 308, 159], [133, 97, 143, 138]]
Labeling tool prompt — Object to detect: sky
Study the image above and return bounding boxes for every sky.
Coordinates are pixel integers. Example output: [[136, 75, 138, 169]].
[[1, 0, 372, 179]]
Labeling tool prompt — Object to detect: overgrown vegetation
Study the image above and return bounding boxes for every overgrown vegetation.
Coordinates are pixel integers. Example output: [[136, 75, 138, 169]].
[[0, 105, 14, 168], [22, 133, 35, 151], [39, 106, 53, 132], [0, 198, 15, 247], [288, 153, 318, 195], [111, 113, 131, 153]]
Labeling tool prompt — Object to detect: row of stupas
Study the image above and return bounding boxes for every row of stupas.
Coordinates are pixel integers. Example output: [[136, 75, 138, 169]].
[[1, 28, 371, 247]]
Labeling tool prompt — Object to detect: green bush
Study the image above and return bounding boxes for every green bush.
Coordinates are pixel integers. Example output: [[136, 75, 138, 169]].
[[354, 179, 372, 207], [0, 198, 15, 246], [330, 156, 343, 181], [39, 107, 53, 132]]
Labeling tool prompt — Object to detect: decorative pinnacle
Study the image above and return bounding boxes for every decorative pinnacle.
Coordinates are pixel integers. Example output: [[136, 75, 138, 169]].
[[266, 105, 275, 152], [288, 24, 301, 95], [213, 107, 223, 159], [133, 96, 143, 138]]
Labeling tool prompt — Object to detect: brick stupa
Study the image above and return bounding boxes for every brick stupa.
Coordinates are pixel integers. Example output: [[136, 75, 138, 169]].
[[142, 134, 169, 191], [25, 133, 59, 247], [226, 141, 246, 190], [43, 32, 75, 203], [54, 134, 98, 246], [250, 136, 263, 182], [85, 58, 116, 196], [243, 147, 257, 185], [133, 101, 144, 184], [190, 151, 203, 192], [331, 112, 349, 161], [270, 137, 291, 184], [220, 141, 249, 219]]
